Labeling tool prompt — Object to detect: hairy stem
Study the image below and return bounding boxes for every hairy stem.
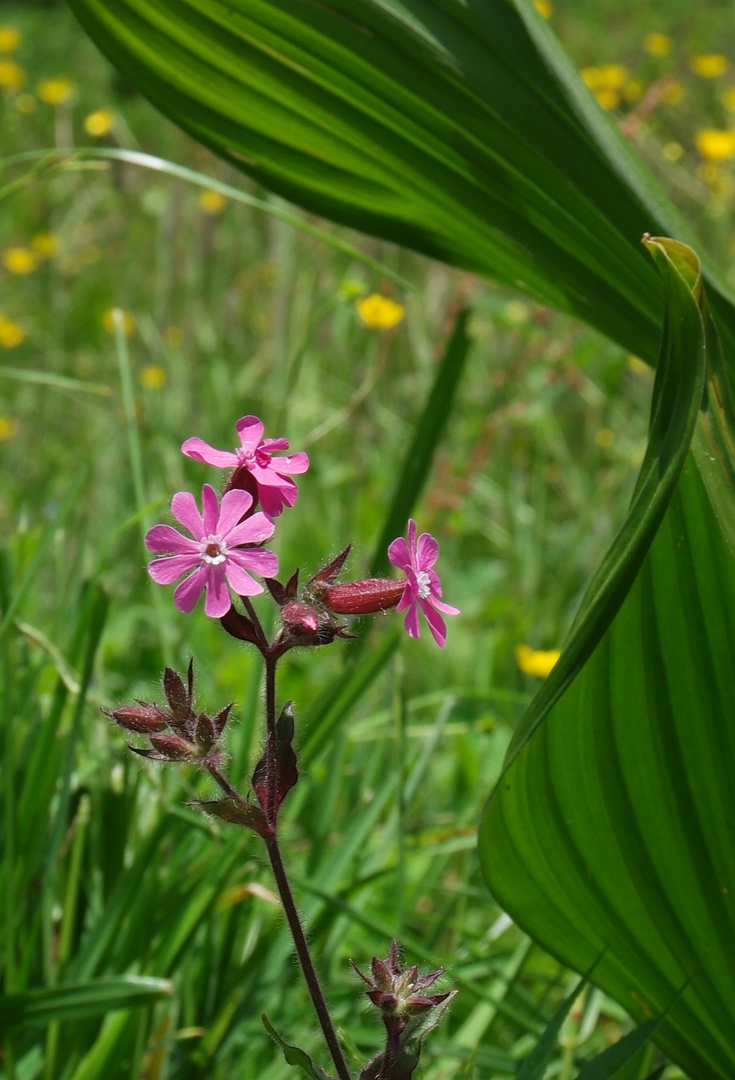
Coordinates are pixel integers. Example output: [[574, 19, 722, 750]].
[[264, 654, 278, 825], [265, 834, 352, 1080]]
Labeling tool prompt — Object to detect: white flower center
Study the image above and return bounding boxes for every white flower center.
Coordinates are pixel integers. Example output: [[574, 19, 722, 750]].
[[200, 535, 227, 565], [415, 570, 431, 600], [236, 447, 256, 466]]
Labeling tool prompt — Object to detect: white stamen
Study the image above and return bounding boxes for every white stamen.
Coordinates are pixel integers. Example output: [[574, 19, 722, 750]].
[[200, 536, 227, 565], [416, 570, 431, 600]]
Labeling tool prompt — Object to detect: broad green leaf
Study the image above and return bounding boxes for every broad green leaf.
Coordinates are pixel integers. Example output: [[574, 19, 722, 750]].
[[0, 976, 171, 1030], [65, 0, 735, 367], [479, 242, 735, 1078]]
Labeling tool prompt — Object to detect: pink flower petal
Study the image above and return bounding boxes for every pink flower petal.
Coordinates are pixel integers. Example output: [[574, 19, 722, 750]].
[[415, 532, 439, 571], [419, 598, 447, 647], [407, 519, 417, 558], [229, 546, 279, 579], [430, 596, 460, 616], [145, 524, 198, 555], [202, 566, 232, 618], [227, 512, 276, 547], [250, 462, 293, 488], [224, 560, 264, 597], [180, 437, 239, 469], [173, 566, 208, 612], [201, 484, 220, 535], [171, 491, 204, 539], [236, 415, 265, 452], [271, 451, 309, 475], [387, 536, 411, 571], [402, 598, 421, 639], [260, 436, 290, 452], [148, 553, 199, 584], [258, 485, 290, 518], [216, 488, 255, 536]]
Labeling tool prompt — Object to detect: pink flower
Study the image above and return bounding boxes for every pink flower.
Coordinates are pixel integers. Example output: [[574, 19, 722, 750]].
[[181, 415, 309, 517], [145, 484, 278, 618], [387, 520, 459, 647]]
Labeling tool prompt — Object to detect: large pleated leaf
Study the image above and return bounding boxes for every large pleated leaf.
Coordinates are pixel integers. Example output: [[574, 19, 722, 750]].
[[479, 241, 735, 1079], [65, 0, 735, 367]]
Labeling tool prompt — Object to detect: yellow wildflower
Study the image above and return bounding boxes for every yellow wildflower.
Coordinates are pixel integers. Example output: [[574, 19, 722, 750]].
[[83, 108, 115, 137], [101, 308, 136, 337], [0, 26, 21, 52], [0, 60, 25, 90], [31, 232, 60, 259], [581, 64, 627, 91], [595, 88, 620, 111], [595, 427, 615, 448], [661, 80, 684, 105], [644, 33, 671, 58], [37, 77, 74, 105], [138, 364, 167, 390], [163, 325, 183, 348], [723, 87, 735, 110], [515, 644, 561, 679], [0, 415, 19, 441], [689, 53, 729, 78], [0, 316, 24, 348], [198, 189, 227, 214], [15, 93, 35, 114], [533, 0, 553, 18], [3, 247, 37, 275], [356, 293, 405, 330], [695, 128, 735, 162]]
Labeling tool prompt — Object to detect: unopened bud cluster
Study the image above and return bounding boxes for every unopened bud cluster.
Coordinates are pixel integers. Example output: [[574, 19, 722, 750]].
[[105, 661, 231, 766]]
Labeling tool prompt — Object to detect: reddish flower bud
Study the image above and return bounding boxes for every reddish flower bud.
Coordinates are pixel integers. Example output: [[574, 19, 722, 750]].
[[148, 734, 194, 760], [104, 704, 169, 733], [322, 578, 405, 616]]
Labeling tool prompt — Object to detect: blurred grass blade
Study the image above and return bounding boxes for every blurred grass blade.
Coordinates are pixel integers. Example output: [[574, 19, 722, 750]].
[[370, 307, 472, 573], [516, 968, 591, 1080], [480, 243, 735, 1078], [0, 148, 410, 291], [574, 1017, 662, 1080], [0, 470, 85, 648], [0, 976, 171, 1030]]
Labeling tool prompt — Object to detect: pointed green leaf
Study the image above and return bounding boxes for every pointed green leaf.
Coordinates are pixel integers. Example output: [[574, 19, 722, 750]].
[[479, 242, 735, 1079], [262, 1013, 336, 1080], [0, 976, 171, 1030], [516, 969, 590, 1080], [65, 0, 735, 366]]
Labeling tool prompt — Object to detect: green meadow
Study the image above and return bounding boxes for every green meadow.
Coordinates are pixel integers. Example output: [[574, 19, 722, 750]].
[[1, 1, 733, 1076]]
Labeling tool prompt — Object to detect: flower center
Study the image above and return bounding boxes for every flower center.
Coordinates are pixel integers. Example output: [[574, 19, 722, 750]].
[[200, 535, 227, 565], [236, 443, 271, 469], [415, 570, 431, 600]]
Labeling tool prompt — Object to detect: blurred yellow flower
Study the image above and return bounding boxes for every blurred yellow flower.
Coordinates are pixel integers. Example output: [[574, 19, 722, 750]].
[[595, 427, 615, 448], [0, 415, 19, 440], [356, 293, 405, 330], [138, 364, 167, 390], [595, 88, 619, 111], [689, 53, 729, 78], [661, 79, 684, 105], [723, 87, 735, 110], [102, 308, 136, 337], [0, 60, 25, 90], [0, 315, 25, 348], [695, 128, 735, 162], [3, 247, 37, 275], [533, 0, 553, 18], [644, 32, 671, 58], [163, 324, 183, 348], [198, 189, 227, 214], [15, 93, 35, 114], [662, 141, 684, 162], [37, 77, 74, 105], [581, 64, 627, 91], [31, 232, 60, 259], [515, 644, 561, 678], [622, 79, 644, 103], [504, 299, 530, 324], [83, 108, 115, 137], [0, 26, 21, 52]]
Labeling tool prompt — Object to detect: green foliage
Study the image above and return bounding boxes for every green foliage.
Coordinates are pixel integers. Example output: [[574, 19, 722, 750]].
[[3, 1, 735, 1078]]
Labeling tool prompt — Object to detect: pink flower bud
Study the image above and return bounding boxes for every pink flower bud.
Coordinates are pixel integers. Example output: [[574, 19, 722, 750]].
[[322, 578, 405, 615]]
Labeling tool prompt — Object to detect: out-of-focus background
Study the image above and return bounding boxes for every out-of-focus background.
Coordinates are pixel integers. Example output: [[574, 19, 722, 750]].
[[0, 0, 731, 1076]]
